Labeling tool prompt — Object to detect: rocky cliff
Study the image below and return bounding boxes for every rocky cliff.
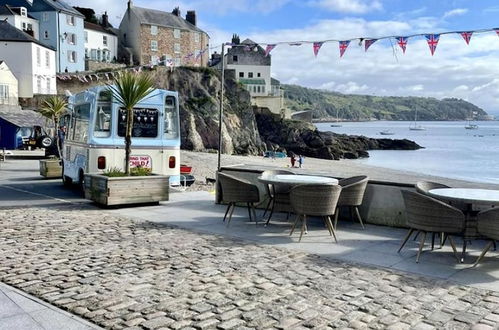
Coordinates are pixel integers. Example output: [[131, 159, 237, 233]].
[[55, 67, 421, 160]]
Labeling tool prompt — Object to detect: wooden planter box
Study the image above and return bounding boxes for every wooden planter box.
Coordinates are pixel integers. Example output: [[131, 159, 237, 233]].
[[39, 159, 62, 178], [84, 173, 170, 206]]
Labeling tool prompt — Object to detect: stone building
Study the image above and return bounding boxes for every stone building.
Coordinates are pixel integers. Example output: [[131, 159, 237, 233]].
[[118, 1, 209, 67], [223, 36, 288, 118]]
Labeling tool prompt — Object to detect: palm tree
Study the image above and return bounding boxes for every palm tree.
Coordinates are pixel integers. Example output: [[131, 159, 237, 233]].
[[39, 96, 68, 158], [108, 71, 154, 175]]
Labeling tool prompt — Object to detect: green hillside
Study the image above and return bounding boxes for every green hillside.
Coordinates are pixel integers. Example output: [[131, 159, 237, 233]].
[[283, 84, 487, 121]]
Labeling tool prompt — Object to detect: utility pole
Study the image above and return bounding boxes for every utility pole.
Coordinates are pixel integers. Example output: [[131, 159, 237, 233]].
[[217, 42, 225, 172]]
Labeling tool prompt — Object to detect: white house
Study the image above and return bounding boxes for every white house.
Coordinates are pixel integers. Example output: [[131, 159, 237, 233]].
[[0, 4, 39, 39], [84, 21, 118, 63], [0, 21, 56, 98], [0, 61, 18, 105]]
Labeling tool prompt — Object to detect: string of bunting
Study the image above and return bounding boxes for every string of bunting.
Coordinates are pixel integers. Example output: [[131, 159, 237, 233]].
[[56, 46, 211, 82], [222, 27, 499, 58]]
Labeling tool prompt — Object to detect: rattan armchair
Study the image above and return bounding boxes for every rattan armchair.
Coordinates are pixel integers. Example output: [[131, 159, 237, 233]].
[[289, 184, 342, 242], [218, 172, 260, 227], [474, 208, 499, 266], [400, 190, 465, 263], [334, 176, 369, 229], [261, 169, 295, 225], [415, 181, 450, 195]]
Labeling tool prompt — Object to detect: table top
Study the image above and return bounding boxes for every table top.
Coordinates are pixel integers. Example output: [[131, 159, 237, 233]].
[[258, 174, 338, 185], [428, 188, 499, 204]]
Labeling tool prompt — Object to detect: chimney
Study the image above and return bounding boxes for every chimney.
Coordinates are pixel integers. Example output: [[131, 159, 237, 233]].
[[101, 11, 109, 27], [186, 10, 196, 26], [127, 0, 133, 10], [172, 7, 180, 17], [231, 34, 240, 45]]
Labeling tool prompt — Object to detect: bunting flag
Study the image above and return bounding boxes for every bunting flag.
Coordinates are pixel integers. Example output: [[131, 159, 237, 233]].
[[396, 37, 408, 54], [496, 29, 499, 37], [264, 44, 276, 57], [364, 39, 377, 52], [339, 40, 350, 57], [313, 42, 323, 57], [425, 34, 440, 56], [460, 31, 473, 45]]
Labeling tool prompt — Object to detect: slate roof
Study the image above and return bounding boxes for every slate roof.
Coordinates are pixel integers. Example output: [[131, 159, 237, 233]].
[[84, 21, 116, 36], [37, 0, 82, 16], [130, 6, 205, 33], [0, 4, 13, 15], [0, 109, 45, 127], [0, 20, 55, 50], [271, 78, 280, 86], [0, 0, 82, 17]]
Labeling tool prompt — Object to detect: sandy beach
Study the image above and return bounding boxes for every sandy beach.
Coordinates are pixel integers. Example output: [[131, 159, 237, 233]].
[[182, 150, 499, 191]]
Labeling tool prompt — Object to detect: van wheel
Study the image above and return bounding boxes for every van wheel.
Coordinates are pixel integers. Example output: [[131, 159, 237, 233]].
[[78, 170, 85, 196]]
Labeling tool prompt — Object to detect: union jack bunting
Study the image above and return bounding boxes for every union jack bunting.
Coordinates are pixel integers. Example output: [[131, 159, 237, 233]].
[[425, 34, 440, 56], [460, 31, 473, 45], [396, 37, 408, 54], [313, 42, 323, 57], [265, 44, 276, 57], [495, 29, 499, 37], [364, 39, 377, 52], [339, 40, 350, 57]]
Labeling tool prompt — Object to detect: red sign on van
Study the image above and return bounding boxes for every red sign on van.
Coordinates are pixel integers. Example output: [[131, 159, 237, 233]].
[[129, 155, 152, 169]]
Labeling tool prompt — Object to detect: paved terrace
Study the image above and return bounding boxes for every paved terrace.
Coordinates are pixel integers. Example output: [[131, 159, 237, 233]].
[[1, 192, 499, 329]]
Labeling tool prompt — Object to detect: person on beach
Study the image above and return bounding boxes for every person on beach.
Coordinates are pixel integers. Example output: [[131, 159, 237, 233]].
[[298, 155, 304, 168], [290, 154, 296, 167]]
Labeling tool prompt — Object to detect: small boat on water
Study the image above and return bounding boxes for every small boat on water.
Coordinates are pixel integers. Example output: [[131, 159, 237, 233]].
[[409, 107, 426, 131], [330, 108, 342, 127], [380, 130, 395, 136], [330, 124, 342, 127], [465, 123, 478, 130]]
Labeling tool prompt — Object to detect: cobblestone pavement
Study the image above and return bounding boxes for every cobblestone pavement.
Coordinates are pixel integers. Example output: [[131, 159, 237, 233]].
[[1, 206, 499, 330]]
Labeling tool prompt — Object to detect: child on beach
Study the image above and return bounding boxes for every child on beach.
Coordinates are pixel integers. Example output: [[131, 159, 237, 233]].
[[298, 155, 304, 168], [290, 154, 296, 167]]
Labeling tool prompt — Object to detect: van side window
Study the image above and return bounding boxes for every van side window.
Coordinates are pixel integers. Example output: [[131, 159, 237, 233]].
[[72, 103, 90, 142], [94, 91, 112, 137], [164, 96, 179, 139]]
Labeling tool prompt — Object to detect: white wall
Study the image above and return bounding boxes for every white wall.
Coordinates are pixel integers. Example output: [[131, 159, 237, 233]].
[[0, 41, 55, 98], [0, 62, 19, 105], [0, 13, 39, 40], [85, 28, 118, 62], [226, 63, 271, 95], [119, 9, 142, 64]]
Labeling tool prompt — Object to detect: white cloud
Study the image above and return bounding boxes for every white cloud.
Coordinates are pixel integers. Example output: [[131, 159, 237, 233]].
[[443, 8, 468, 19], [311, 0, 382, 14]]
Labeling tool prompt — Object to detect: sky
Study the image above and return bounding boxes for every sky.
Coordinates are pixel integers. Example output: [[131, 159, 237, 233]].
[[67, 0, 499, 115]]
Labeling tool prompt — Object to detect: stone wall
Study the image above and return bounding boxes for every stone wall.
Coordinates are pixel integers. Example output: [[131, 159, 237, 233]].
[[85, 61, 126, 72]]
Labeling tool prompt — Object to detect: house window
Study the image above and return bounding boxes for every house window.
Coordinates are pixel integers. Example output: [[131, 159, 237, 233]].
[[151, 25, 157, 35], [20, 7, 27, 17], [90, 49, 97, 60], [151, 55, 158, 65], [36, 47, 41, 66], [45, 50, 50, 68], [174, 57, 181, 66], [257, 86, 261, 93], [262, 86, 265, 93], [44, 30, 49, 39], [232, 55, 238, 62], [194, 32, 200, 43], [67, 33, 76, 45], [84, 31, 88, 42], [36, 76, 42, 93], [67, 14, 75, 26], [46, 79, 50, 93], [151, 40, 158, 51], [0, 85, 8, 100], [174, 43, 180, 53], [239, 72, 244, 78], [42, 13, 49, 21], [68, 51, 77, 63], [103, 35, 108, 46], [257, 73, 261, 77], [173, 29, 180, 39], [248, 72, 253, 78]]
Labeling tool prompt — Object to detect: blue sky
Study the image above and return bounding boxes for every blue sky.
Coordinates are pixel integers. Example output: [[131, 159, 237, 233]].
[[69, 0, 499, 115]]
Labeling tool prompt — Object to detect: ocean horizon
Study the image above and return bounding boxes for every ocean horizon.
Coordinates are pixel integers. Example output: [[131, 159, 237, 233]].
[[316, 120, 499, 184]]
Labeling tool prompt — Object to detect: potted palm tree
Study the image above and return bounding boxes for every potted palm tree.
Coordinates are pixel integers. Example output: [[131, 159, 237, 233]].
[[84, 72, 170, 206], [38, 96, 67, 178]]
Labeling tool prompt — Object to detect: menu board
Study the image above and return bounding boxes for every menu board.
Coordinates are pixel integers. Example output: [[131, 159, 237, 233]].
[[117, 108, 158, 138]]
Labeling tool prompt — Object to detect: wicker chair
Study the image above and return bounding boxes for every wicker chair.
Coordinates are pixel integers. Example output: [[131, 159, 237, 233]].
[[260, 169, 295, 225], [474, 208, 499, 266], [334, 176, 369, 229], [400, 190, 465, 263], [218, 172, 260, 227], [289, 184, 342, 242], [415, 181, 450, 195]]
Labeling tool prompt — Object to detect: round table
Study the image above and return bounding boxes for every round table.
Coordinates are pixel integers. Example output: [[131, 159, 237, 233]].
[[428, 188, 499, 262], [258, 174, 338, 186]]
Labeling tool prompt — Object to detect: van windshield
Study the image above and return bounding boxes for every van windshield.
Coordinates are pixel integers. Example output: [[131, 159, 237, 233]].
[[117, 108, 158, 138]]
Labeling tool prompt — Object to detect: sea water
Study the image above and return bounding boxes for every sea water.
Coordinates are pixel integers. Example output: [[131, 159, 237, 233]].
[[315, 121, 499, 184]]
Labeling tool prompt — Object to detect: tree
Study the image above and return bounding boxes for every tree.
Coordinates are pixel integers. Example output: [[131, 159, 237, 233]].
[[39, 96, 68, 158], [107, 72, 154, 175]]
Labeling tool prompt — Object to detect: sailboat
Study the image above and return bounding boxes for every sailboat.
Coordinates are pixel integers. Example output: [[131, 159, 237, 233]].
[[465, 111, 478, 129], [409, 107, 426, 131], [330, 108, 342, 127]]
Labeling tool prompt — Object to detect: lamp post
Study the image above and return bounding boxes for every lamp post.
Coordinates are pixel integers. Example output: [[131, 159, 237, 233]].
[[217, 42, 225, 172]]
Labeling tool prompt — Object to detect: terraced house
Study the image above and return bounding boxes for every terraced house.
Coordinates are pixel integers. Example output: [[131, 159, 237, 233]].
[[119, 1, 209, 67]]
